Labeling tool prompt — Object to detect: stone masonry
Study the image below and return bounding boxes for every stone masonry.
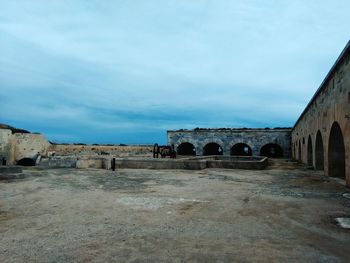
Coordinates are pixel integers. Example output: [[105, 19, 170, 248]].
[[168, 128, 291, 157], [292, 41, 350, 186]]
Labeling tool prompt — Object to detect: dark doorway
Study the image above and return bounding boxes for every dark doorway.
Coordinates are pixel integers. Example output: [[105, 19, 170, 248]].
[[293, 144, 295, 159], [203, 143, 223, 156], [315, 131, 324, 170], [298, 141, 301, 161], [17, 158, 35, 166], [328, 122, 345, 179], [177, 143, 196, 156], [307, 135, 313, 167], [260, 143, 283, 158], [230, 143, 252, 156]]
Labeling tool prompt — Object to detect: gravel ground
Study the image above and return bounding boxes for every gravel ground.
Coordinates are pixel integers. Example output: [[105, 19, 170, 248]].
[[0, 160, 350, 262]]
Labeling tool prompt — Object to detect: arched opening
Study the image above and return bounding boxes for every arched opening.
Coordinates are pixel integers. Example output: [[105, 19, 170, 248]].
[[203, 143, 223, 156], [307, 135, 313, 167], [293, 144, 295, 159], [315, 131, 324, 170], [298, 141, 301, 161], [328, 122, 345, 179], [260, 143, 283, 158], [230, 143, 252, 156], [17, 158, 35, 166], [177, 142, 196, 156]]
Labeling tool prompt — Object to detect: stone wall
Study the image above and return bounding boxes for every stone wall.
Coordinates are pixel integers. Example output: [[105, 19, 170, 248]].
[[0, 129, 12, 162], [50, 144, 152, 157], [167, 129, 291, 157], [291, 41, 350, 186], [10, 133, 51, 164], [0, 130, 51, 165]]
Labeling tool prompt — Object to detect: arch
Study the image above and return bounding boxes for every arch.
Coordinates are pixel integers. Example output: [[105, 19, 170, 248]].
[[293, 144, 295, 159], [203, 143, 223, 156], [230, 143, 252, 156], [315, 131, 324, 170], [298, 141, 301, 161], [307, 135, 313, 167], [17, 158, 35, 166], [260, 143, 283, 158], [177, 142, 196, 156], [328, 122, 345, 179]]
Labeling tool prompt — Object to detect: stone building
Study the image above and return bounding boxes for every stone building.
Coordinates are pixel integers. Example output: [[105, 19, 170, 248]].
[[167, 128, 291, 158], [291, 41, 350, 185], [0, 129, 50, 165], [168, 41, 350, 186]]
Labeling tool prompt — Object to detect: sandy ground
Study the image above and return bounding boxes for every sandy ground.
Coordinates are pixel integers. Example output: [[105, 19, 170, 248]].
[[1, 160, 350, 262]]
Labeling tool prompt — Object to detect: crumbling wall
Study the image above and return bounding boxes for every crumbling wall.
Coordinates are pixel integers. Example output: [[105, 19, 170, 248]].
[[9, 133, 50, 164]]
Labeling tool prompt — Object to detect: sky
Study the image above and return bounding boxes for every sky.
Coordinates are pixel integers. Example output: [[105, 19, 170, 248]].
[[0, 0, 349, 144]]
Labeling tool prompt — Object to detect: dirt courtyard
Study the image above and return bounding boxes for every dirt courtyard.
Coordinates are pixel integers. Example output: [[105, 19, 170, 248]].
[[1, 160, 350, 262]]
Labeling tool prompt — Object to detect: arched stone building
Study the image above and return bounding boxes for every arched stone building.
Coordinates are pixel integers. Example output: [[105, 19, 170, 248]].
[[167, 128, 291, 157], [292, 41, 350, 186], [168, 41, 350, 186]]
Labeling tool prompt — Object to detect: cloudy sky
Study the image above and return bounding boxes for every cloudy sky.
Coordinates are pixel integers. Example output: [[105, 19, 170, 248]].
[[0, 1, 349, 144]]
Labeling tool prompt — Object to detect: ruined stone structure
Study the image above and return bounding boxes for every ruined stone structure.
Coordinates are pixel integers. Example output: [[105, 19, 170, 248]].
[[167, 128, 291, 158], [0, 128, 152, 166], [292, 41, 350, 185], [0, 129, 50, 165]]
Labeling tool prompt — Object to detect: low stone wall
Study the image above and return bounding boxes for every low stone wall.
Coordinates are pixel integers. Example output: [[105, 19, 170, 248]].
[[38, 156, 267, 170], [76, 158, 111, 169], [114, 156, 268, 170], [39, 156, 112, 169], [40, 156, 78, 168], [114, 158, 208, 170], [49, 144, 152, 157]]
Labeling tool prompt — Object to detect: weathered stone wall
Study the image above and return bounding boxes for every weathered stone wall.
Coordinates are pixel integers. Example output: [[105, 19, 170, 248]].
[[10, 133, 51, 164], [50, 144, 152, 157], [0, 129, 12, 162], [291, 41, 350, 186], [168, 129, 291, 157]]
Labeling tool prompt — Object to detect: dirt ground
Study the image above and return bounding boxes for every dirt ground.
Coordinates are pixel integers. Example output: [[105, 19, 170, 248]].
[[1, 160, 350, 262]]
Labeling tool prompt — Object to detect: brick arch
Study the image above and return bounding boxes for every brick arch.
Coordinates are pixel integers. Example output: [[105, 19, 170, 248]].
[[174, 138, 198, 151], [260, 143, 284, 158], [230, 143, 252, 156], [307, 135, 313, 167], [177, 142, 196, 156], [203, 142, 224, 156], [328, 122, 345, 179], [315, 130, 324, 170]]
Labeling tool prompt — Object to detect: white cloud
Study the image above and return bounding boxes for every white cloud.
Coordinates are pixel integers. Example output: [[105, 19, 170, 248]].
[[0, 0, 349, 143]]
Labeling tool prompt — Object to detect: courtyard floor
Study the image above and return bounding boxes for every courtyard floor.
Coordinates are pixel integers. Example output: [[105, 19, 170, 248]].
[[0, 160, 350, 262]]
